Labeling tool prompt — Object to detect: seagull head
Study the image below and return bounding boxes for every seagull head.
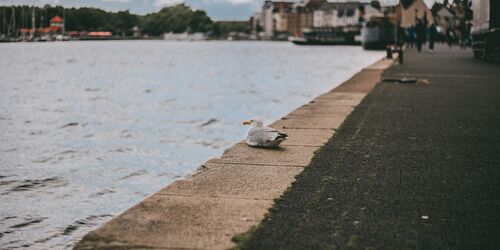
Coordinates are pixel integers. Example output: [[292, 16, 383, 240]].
[[242, 117, 263, 127]]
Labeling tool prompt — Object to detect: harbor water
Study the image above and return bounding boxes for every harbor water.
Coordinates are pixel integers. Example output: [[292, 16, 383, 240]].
[[0, 41, 384, 248]]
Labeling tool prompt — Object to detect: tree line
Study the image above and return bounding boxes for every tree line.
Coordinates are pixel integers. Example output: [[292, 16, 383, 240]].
[[0, 4, 249, 38]]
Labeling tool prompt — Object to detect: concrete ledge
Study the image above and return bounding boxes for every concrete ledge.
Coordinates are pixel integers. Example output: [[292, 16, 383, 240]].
[[76, 195, 271, 250], [157, 163, 303, 199], [333, 68, 384, 93], [212, 144, 319, 167], [271, 116, 345, 130], [278, 128, 335, 146], [75, 56, 395, 250]]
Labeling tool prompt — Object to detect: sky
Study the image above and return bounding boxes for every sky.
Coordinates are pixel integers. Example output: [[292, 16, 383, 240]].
[[0, 0, 440, 21]]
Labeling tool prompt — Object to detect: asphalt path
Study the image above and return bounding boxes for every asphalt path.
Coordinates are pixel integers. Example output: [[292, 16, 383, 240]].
[[239, 46, 500, 249]]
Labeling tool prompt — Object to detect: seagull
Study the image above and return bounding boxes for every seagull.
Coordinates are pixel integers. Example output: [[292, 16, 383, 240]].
[[242, 117, 288, 148]]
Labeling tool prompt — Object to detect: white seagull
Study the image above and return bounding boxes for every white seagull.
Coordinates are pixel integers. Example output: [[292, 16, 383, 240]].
[[242, 117, 288, 148]]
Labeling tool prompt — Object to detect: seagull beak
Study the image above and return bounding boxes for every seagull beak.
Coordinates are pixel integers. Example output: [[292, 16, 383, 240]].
[[242, 120, 251, 125]]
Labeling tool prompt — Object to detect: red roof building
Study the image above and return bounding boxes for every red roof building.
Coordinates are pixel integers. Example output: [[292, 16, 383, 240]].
[[19, 16, 64, 35], [50, 16, 64, 28], [87, 31, 113, 37]]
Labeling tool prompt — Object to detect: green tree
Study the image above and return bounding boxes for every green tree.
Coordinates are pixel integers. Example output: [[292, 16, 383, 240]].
[[140, 4, 212, 36]]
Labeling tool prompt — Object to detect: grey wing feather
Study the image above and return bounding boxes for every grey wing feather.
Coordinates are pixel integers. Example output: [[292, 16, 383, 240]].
[[247, 127, 288, 145]]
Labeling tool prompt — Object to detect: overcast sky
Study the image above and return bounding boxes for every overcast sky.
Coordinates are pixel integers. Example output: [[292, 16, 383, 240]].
[[0, 0, 440, 21]]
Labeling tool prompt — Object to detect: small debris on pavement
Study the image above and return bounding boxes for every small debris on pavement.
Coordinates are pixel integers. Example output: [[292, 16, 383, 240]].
[[417, 79, 430, 85]]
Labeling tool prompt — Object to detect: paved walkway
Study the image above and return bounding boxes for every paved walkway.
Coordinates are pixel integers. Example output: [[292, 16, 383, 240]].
[[75, 50, 393, 249], [239, 46, 500, 249]]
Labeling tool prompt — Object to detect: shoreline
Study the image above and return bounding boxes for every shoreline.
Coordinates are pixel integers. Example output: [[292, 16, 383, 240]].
[[75, 55, 396, 249]]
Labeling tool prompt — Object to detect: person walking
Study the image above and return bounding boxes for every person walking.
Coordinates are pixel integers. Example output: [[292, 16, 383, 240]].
[[460, 21, 468, 49], [446, 27, 453, 47], [428, 23, 437, 52], [415, 19, 426, 52], [407, 25, 416, 48]]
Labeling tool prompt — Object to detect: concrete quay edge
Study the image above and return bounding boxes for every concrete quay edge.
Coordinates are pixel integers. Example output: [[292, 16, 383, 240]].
[[74, 56, 395, 250]]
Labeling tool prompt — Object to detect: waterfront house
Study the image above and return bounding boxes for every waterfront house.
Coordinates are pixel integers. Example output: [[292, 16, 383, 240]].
[[255, 0, 384, 40], [49, 16, 64, 30], [399, 0, 433, 27], [19, 15, 64, 39], [259, 1, 294, 40], [261, 1, 274, 39], [273, 1, 294, 39], [288, 0, 326, 38], [313, 1, 381, 28]]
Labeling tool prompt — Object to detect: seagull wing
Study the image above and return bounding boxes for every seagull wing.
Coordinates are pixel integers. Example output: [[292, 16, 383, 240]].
[[246, 126, 288, 146]]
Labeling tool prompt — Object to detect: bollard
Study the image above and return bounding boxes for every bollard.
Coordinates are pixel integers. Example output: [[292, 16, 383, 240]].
[[398, 47, 404, 64], [386, 45, 393, 59]]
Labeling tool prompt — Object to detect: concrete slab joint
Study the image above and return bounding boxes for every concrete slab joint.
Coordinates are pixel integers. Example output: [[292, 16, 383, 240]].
[[74, 56, 394, 250]]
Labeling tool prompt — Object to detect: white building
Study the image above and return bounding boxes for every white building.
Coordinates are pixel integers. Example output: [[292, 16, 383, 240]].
[[261, 1, 275, 39], [313, 1, 381, 28], [313, 1, 382, 28], [258, 1, 294, 39]]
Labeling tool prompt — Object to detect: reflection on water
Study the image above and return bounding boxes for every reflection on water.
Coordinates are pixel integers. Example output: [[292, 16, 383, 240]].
[[0, 40, 383, 248]]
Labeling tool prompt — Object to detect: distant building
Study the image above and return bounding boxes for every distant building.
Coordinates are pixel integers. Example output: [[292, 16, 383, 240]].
[[273, 1, 294, 39], [163, 32, 205, 41], [433, 5, 456, 30], [253, 0, 384, 39], [261, 1, 275, 38], [399, 0, 433, 27], [87, 31, 113, 38], [288, 0, 326, 38], [313, 1, 381, 28], [256, 1, 294, 40], [19, 15, 64, 39], [49, 16, 64, 29], [132, 26, 141, 38]]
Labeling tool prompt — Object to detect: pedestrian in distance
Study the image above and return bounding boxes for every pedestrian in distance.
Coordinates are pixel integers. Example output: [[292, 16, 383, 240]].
[[415, 19, 426, 52], [459, 21, 468, 49], [428, 23, 437, 52], [406, 25, 416, 49], [446, 27, 453, 47]]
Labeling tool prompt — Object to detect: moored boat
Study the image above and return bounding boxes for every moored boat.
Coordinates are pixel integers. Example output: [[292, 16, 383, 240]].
[[361, 16, 396, 50], [291, 26, 361, 46]]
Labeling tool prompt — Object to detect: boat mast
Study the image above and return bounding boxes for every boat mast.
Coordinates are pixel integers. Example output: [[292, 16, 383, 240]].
[[7, 6, 15, 39], [40, 6, 44, 30], [2, 8, 5, 38], [31, 6, 36, 39], [62, 7, 65, 35], [20, 6, 24, 40]]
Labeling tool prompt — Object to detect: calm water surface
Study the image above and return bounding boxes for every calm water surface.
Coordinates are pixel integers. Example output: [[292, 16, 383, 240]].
[[0, 41, 383, 248]]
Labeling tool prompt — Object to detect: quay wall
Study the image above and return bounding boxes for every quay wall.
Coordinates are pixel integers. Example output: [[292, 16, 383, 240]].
[[75, 56, 396, 250]]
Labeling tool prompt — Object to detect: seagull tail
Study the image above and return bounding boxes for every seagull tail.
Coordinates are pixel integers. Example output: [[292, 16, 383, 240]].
[[276, 132, 288, 140]]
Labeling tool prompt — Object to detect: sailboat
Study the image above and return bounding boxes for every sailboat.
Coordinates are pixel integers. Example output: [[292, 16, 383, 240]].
[[3, 6, 19, 42]]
